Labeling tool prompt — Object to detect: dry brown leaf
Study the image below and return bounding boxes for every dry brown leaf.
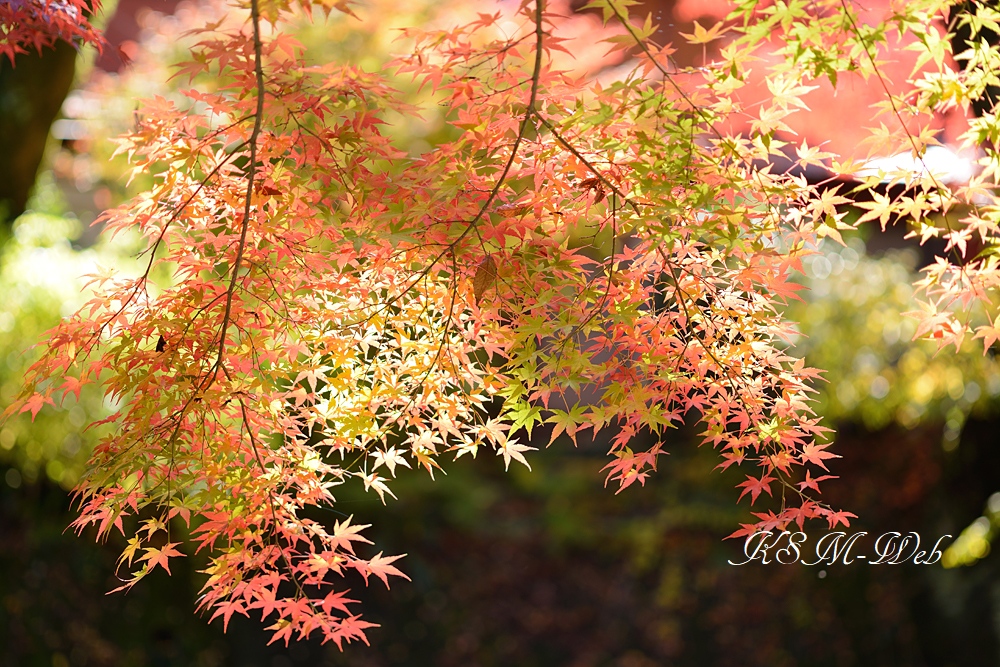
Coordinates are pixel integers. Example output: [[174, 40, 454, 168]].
[[473, 254, 498, 305]]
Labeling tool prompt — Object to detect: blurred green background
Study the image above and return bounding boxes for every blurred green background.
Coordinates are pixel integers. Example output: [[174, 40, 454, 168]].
[[4, 1, 1000, 665]]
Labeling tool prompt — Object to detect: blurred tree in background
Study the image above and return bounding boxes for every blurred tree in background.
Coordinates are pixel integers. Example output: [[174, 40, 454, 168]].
[[5, 0, 1000, 665]]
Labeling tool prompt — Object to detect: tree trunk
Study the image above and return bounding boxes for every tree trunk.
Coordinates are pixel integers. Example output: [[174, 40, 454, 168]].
[[0, 41, 78, 225]]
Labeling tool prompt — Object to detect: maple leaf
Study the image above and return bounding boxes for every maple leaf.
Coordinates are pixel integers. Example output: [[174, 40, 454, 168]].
[[781, 500, 823, 530], [614, 468, 649, 493], [822, 509, 858, 530], [118, 536, 143, 568], [326, 614, 377, 649], [307, 551, 345, 580], [799, 443, 839, 471], [58, 376, 87, 402], [547, 405, 587, 445], [139, 543, 184, 575], [750, 511, 788, 534], [724, 522, 761, 541], [267, 619, 295, 647], [330, 517, 373, 554], [249, 582, 285, 621], [19, 393, 54, 420], [320, 590, 360, 616], [360, 473, 397, 504], [973, 313, 1000, 353], [371, 447, 412, 478], [601, 448, 652, 494], [679, 20, 726, 45], [736, 474, 776, 504], [210, 598, 250, 632], [796, 470, 837, 493], [355, 552, 409, 587], [496, 438, 535, 471], [508, 401, 543, 439], [473, 254, 498, 305]]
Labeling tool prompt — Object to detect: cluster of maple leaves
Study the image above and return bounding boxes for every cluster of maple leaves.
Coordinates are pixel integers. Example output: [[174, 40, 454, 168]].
[[0, 0, 103, 62], [7, 0, 1000, 648]]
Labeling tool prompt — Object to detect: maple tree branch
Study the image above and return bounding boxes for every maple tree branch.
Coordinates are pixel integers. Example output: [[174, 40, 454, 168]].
[[60, 143, 250, 378], [541, 195, 622, 375], [837, 1, 961, 223], [366, 0, 548, 323], [125, 0, 271, 546], [235, 394, 319, 614], [605, 2, 791, 231], [837, 0, 980, 339], [585, 2, 839, 517], [333, 0, 558, 470], [654, 247, 828, 515], [532, 112, 640, 215], [214, 0, 267, 383]]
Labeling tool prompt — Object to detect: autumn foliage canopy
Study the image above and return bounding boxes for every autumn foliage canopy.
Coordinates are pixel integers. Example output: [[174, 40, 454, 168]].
[[0, 0, 103, 62], [6, 0, 1000, 648]]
